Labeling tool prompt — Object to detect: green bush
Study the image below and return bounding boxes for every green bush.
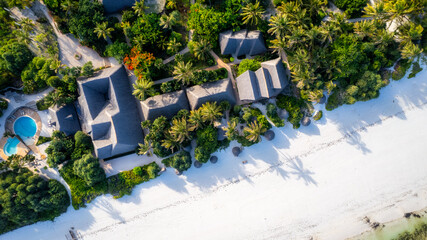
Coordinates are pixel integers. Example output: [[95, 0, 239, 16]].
[[21, 57, 54, 94], [237, 59, 261, 76], [0, 168, 69, 234], [0, 42, 33, 74], [104, 41, 131, 62], [334, 0, 368, 18], [107, 162, 160, 198], [60, 160, 107, 209], [266, 103, 285, 127], [73, 154, 106, 186], [36, 136, 52, 146], [326, 91, 342, 111], [194, 125, 219, 163], [313, 111, 323, 121], [36, 93, 54, 111], [408, 62, 423, 79], [81, 61, 94, 77], [45, 131, 74, 168], [393, 222, 427, 240], [276, 94, 304, 129], [71, 131, 93, 160], [162, 150, 192, 172]]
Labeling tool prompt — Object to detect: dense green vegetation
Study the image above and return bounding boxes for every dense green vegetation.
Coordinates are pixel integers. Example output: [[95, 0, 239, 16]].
[[334, 0, 368, 18], [237, 59, 261, 76], [276, 95, 304, 129], [0, 98, 8, 117], [45, 131, 74, 168], [393, 222, 427, 240], [36, 136, 52, 145], [266, 103, 285, 127], [0, 168, 69, 234], [162, 150, 192, 173]]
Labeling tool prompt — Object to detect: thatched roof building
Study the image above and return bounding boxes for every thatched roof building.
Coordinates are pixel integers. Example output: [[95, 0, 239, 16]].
[[141, 90, 190, 121], [186, 78, 236, 110], [49, 104, 81, 136], [77, 65, 144, 159], [236, 58, 289, 102], [219, 29, 267, 57]]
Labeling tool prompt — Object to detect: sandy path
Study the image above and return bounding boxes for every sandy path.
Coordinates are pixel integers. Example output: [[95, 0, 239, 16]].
[[2, 65, 427, 240]]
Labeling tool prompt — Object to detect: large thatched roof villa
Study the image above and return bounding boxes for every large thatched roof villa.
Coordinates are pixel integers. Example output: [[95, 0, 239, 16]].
[[76, 65, 144, 159], [219, 29, 267, 57]]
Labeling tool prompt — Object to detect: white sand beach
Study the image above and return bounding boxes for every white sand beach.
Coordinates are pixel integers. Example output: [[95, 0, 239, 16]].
[[3, 65, 427, 240]]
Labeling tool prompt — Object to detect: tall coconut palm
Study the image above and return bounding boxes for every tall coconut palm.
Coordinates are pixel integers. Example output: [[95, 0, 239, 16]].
[[268, 13, 290, 37], [94, 22, 114, 43], [173, 60, 194, 86], [160, 11, 180, 30], [400, 42, 423, 60], [133, 0, 147, 16], [271, 36, 287, 55], [223, 119, 238, 140], [384, 0, 418, 26], [354, 20, 376, 39], [169, 117, 191, 143], [363, 1, 388, 22], [167, 38, 182, 54], [290, 48, 310, 74], [241, 1, 265, 26], [138, 142, 152, 156], [201, 102, 222, 124], [132, 78, 155, 100], [188, 109, 204, 131], [161, 132, 181, 153], [45, 90, 65, 107], [18, 18, 35, 33], [244, 121, 267, 143], [191, 39, 212, 61]]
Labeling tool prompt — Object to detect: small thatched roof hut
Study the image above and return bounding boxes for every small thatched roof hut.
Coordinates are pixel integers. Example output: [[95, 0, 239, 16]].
[[210, 156, 218, 164], [232, 147, 241, 157], [264, 130, 275, 141]]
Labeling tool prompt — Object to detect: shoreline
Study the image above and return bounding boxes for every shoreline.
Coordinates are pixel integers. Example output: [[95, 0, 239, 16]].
[[348, 206, 427, 240]]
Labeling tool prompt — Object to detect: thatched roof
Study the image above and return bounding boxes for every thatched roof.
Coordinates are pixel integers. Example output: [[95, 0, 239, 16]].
[[264, 130, 275, 141], [186, 78, 236, 110], [101, 0, 136, 14], [77, 65, 144, 159], [210, 156, 218, 163], [232, 147, 241, 157], [49, 104, 81, 136], [219, 29, 267, 57], [141, 90, 190, 121], [194, 160, 202, 168], [301, 116, 311, 126], [236, 58, 289, 102]]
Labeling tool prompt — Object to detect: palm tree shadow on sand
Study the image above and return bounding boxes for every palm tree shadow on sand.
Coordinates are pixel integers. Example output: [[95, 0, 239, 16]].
[[287, 158, 317, 186]]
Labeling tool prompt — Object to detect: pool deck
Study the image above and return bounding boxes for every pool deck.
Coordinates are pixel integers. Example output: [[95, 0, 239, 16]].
[[0, 107, 42, 161]]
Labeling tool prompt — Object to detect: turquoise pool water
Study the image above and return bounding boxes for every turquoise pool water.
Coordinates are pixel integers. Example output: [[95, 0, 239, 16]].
[[14, 116, 37, 140], [4, 137, 20, 156]]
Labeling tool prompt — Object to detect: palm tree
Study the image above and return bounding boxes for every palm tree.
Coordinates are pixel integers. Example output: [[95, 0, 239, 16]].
[[400, 42, 423, 60], [132, 78, 155, 100], [290, 48, 310, 74], [18, 18, 35, 33], [138, 142, 152, 156], [397, 22, 424, 45], [166, 0, 177, 10], [15, 30, 31, 45], [354, 20, 376, 39], [169, 117, 191, 143], [94, 22, 114, 43], [61, 0, 77, 15], [223, 119, 238, 140], [45, 90, 65, 107], [188, 109, 204, 131], [191, 39, 212, 61], [384, 0, 419, 26], [268, 13, 290, 37], [241, 1, 265, 26], [49, 60, 64, 73], [159, 11, 180, 30], [167, 38, 182, 54], [271, 36, 287, 55], [244, 121, 267, 143], [363, 1, 388, 22], [173, 60, 194, 86], [201, 102, 222, 124], [133, 0, 147, 16], [161, 132, 180, 153], [307, 89, 323, 103]]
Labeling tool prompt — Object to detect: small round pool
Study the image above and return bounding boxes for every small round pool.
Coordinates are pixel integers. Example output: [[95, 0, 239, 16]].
[[14, 116, 37, 140], [4, 137, 20, 156]]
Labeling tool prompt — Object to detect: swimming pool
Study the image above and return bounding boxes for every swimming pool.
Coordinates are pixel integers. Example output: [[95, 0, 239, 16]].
[[14, 116, 37, 140], [4, 137, 20, 156]]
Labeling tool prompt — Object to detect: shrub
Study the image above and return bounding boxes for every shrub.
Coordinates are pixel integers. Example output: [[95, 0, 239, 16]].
[[73, 154, 106, 186], [45, 131, 74, 168], [313, 111, 323, 121], [81, 61, 94, 77], [162, 150, 192, 172], [36, 136, 52, 146], [107, 162, 160, 198], [408, 62, 423, 79], [160, 81, 174, 93], [0, 42, 33, 74], [104, 41, 131, 62], [266, 103, 285, 127], [194, 125, 219, 163], [333, 0, 368, 18], [71, 131, 93, 160], [237, 59, 261, 76], [326, 91, 342, 111], [0, 98, 8, 110], [276, 94, 304, 129], [21, 57, 54, 94]]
